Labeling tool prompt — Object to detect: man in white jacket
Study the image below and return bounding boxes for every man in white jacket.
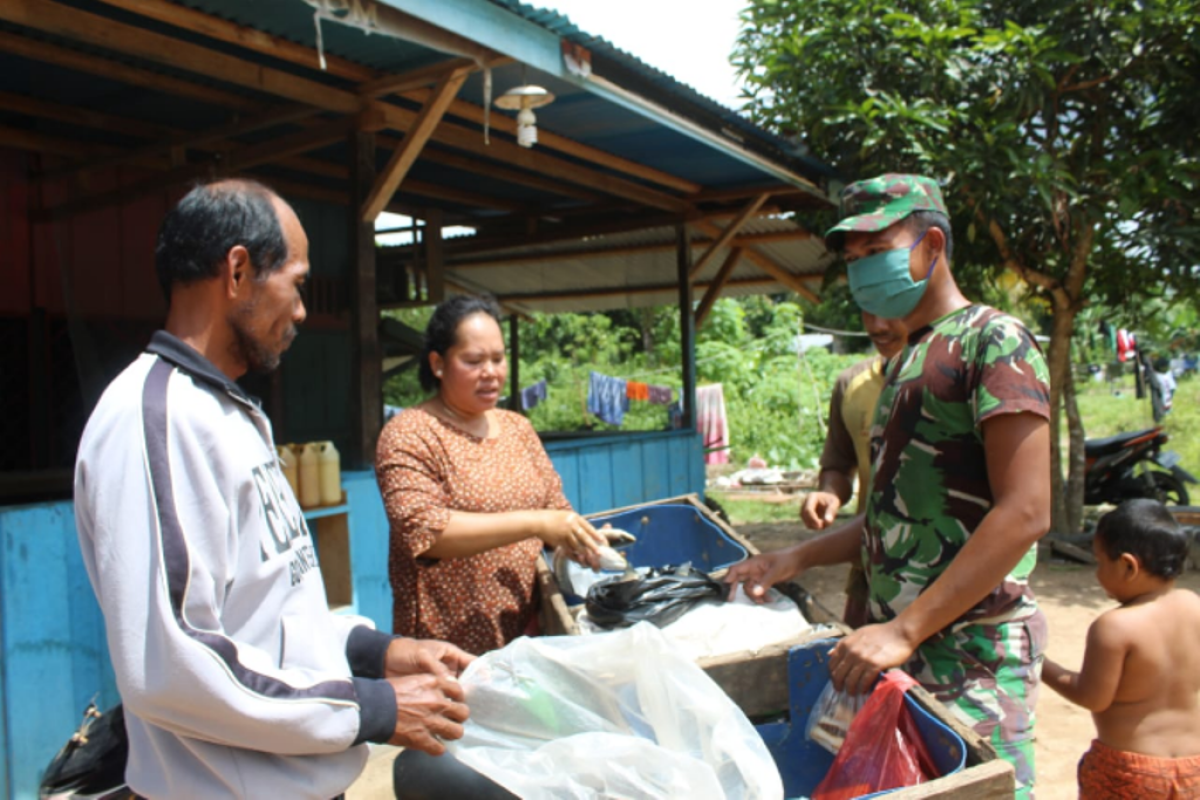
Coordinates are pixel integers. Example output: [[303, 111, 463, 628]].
[[75, 179, 472, 799]]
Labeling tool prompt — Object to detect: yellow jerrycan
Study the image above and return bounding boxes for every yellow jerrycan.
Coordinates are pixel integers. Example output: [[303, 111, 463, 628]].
[[316, 440, 342, 506], [297, 442, 321, 509], [277, 444, 299, 500]]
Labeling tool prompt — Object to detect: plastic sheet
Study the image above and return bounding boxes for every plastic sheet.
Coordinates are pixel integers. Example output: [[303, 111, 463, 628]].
[[804, 681, 868, 755], [812, 672, 938, 800], [579, 585, 812, 661], [446, 622, 784, 800]]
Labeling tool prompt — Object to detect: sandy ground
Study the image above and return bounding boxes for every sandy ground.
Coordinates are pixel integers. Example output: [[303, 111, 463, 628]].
[[347, 515, 1200, 799]]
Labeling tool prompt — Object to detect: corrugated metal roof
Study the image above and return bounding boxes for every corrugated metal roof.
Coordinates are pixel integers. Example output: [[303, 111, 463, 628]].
[[419, 216, 835, 313]]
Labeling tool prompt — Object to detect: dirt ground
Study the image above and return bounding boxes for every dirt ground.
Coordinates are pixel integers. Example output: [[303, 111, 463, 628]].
[[349, 514, 1200, 799], [734, 518, 1200, 800]]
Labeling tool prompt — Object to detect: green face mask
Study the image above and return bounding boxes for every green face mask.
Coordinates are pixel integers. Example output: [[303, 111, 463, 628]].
[[847, 229, 939, 319]]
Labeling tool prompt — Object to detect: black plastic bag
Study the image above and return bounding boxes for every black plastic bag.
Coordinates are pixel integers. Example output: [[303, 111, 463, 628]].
[[40, 702, 130, 797], [585, 564, 725, 629]]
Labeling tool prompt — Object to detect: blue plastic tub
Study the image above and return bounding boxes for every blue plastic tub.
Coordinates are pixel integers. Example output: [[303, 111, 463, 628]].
[[586, 501, 750, 573], [755, 638, 967, 799]]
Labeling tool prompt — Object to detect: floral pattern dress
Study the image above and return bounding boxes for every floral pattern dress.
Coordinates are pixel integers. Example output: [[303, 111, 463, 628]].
[[376, 408, 572, 654]]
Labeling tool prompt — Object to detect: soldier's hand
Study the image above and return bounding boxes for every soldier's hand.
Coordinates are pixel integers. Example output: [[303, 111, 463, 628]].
[[801, 491, 842, 530], [385, 673, 469, 755], [724, 548, 804, 602], [827, 621, 918, 696]]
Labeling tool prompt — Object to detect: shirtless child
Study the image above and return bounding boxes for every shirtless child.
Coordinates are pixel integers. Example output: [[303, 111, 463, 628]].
[[1042, 499, 1200, 799]]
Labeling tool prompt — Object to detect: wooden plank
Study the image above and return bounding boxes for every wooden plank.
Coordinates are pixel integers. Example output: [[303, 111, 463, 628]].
[[548, 449, 582, 511], [0, 90, 175, 140], [688, 194, 768, 280], [887, 760, 1015, 799], [695, 247, 744, 327], [405, 88, 703, 195], [578, 449, 614, 515], [361, 67, 470, 221], [0, 29, 259, 112], [1051, 539, 1096, 565], [639, 439, 671, 502], [424, 208, 445, 304], [609, 439, 642, 509]]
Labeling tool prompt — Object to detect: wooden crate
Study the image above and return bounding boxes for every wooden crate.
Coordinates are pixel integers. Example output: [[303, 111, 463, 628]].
[[537, 493, 1014, 798]]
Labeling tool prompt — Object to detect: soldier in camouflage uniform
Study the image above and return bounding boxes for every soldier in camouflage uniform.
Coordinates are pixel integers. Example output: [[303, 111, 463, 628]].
[[726, 174, 1051, 797]]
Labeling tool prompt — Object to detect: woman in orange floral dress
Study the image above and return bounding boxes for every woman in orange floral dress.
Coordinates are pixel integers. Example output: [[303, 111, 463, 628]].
[[376, 296, 606, 655]]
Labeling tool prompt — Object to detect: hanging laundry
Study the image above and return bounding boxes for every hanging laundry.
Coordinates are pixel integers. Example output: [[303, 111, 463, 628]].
[[1116, 329, 1137, 363], [696, 384, 730, 465], [520, 380, 548, 411], [668, 400, 684, 430], [587, 371, 629, 425], [647, 385, 673, 406], [626, 381, 650, 402]]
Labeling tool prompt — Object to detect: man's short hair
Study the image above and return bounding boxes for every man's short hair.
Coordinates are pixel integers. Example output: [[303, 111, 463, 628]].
[[1096, 498, 1190, 580], [155, 179, 288, 301], [904, 210, 955, 265]]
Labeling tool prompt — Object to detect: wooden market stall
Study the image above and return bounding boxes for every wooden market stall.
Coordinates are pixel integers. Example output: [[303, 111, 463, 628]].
[[0, 0, 836, 793]]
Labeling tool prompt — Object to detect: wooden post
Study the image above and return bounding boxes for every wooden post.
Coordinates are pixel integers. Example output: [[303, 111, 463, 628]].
[[423, 207, 444, 304], [508, 314, 522, 413], [676, 223, 696, 431], [349, 129, 381, 469]]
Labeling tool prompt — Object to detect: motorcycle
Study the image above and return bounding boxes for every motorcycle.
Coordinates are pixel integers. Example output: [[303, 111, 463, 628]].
[[1084, 426, 1197, 507]]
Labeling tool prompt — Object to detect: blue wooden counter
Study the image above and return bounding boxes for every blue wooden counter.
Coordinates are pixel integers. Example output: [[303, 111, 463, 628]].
[[0, 428, 702, 797]]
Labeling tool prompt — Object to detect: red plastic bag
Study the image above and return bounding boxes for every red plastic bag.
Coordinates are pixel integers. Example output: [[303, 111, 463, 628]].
[[812, 671, 938, 800]]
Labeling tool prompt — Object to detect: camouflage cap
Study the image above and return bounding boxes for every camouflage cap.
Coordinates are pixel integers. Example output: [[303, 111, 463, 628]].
[[825, 174, 948, 249]]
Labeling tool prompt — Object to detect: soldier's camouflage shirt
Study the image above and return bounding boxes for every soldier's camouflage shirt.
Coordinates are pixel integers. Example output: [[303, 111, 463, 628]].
[[864, 304, 1050, 627]]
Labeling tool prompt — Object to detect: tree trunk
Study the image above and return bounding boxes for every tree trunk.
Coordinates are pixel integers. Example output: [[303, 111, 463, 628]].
[[1046, 302, 1077, 535], [1063, 361, 1087, 533]]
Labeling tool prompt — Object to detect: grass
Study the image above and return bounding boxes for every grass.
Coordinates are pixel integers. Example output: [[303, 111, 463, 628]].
[[709, 372, 1199, 526], [1075, 372, 1199, 485]]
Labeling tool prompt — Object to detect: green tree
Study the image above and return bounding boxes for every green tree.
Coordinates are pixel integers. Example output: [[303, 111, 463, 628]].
[[736, 0, 1200, 532]]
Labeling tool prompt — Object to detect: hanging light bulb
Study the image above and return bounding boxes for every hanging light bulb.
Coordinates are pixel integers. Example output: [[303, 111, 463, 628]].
[[495, 66, 555, 149]]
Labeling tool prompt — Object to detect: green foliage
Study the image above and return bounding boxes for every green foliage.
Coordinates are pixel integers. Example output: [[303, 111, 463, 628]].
[[383, 297, 864, 468]]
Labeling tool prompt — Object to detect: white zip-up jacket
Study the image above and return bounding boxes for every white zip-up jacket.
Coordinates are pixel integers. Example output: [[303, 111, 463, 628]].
[[75, 332, 397, 799]]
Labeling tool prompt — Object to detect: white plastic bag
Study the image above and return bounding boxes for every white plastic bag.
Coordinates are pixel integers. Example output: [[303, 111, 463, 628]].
[[804, 679, 868, 755], [446, 622, 784, 800]]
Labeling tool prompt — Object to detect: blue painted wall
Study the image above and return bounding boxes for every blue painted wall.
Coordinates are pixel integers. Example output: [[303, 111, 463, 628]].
[[0, 431, 702, 797]]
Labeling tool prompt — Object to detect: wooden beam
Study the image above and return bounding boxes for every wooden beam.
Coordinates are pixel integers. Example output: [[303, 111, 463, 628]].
[[425, 208, 445, 304], [348, 128, 380, 469], [693, 184, 806, 202], [695, 248, 744, 327], [405, 87, 703, 195], [419, 147, 605, 203], [361, 67, 470, 222], [38, 118, 353, 219], [0, 1, 364, 115], [43, 104, 325, 181], [377, 104, 693, 213], [2, 2, 688, 215], [359, 57, 512, 98], [0, 29, 259, 112], [0, 123, 171, 171], [695, 220, 820, 302], [93, 0, 378, 82], [0, 90, 175, 139], [677, 224, 696, 431], [492, 275, 779, 304], [688, 193, 768, 280]]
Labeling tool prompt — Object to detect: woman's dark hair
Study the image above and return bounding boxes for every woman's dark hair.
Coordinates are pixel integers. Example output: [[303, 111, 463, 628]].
[[1095, 498, 1190, 580], [154, 179, 289, 302], [418, 294, 504, 392]]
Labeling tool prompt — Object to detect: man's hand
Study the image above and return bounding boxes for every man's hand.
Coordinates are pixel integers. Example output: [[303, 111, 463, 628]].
[[385, 638, 474, 680], [801, 491, 843, 529], [827, 620, 919, 695], [723, 547, 804, 602], [385, 673, 469, 755]]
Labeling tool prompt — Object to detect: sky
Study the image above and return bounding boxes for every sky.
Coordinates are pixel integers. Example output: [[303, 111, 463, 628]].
[[535, 0, 748, 110]]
